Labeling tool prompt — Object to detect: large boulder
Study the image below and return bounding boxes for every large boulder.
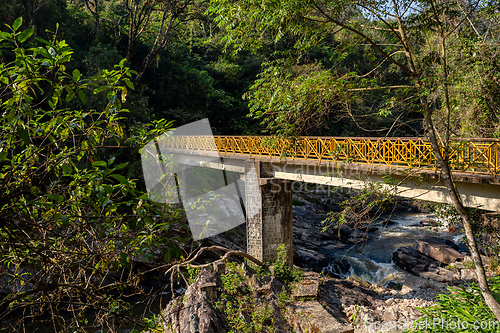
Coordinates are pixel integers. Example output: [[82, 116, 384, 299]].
[[293, 245, 330, 271], [393, 247, 441, 276], [161, 268, 225, 333], [413, 236, 464, 264], [393, 247, 454, 282]]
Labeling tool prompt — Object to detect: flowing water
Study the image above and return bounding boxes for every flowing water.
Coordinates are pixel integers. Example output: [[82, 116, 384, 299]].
[[323, 212, 464, 286]]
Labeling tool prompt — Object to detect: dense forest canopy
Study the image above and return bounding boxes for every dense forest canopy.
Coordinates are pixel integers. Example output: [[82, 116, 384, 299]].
[[2, 0, 499, 137], [1, 0, 500, 330]]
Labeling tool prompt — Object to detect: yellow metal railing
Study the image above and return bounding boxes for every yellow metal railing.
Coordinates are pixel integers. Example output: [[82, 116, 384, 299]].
[[162, 136, 500, 176]]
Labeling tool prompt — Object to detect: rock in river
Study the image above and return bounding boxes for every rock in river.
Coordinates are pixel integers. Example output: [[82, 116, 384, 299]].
[[413, 236, 464, 264], [392, 246, 454, 283]]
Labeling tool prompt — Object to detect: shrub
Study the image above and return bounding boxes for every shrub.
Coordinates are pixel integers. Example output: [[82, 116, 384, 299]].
[[216, 262, 276, 333], [408, 277, 500, 332], [273, 244, 303, 285]]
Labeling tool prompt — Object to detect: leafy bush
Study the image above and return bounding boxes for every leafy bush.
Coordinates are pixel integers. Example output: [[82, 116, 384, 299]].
[[216, 262, 276, 333], [273, 244, 303, 285], [221, 262, 250, 296]]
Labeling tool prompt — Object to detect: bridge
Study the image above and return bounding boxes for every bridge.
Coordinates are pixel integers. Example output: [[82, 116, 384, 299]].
[[150, 134, 500, 263]]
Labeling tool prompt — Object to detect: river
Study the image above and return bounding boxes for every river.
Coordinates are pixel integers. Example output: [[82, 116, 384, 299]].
[[323, 212, 465, 286]]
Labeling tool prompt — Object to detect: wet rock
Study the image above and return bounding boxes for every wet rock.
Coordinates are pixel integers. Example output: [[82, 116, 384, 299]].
[[347, 230, 370, 244], [393, 247, 441, 275], [413, 236, 464, 264], [386, 280, 402, 290], [321, 239, 348, 250], [322, 259, 351, 278], [336, 225, 373, 244], [318, 228, 344, 242], [293, 245, 329, 271], [419, 218, 440, 226], [457, 244, 470, 255], [338, 226, 353, 242], [293, 205, 316, 217], [301, 230, 319, 243]]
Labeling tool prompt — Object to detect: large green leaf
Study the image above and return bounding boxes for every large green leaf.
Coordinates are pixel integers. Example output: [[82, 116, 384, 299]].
[[12, 17, 22, 31], [92, 161, 107, 167], [17, 28, 33, 43], [109, 174, 128, 185], [16, 127, 30, 145]]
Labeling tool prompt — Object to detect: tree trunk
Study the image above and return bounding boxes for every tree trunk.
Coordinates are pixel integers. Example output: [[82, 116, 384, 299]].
[[421, 97, 500, 321]]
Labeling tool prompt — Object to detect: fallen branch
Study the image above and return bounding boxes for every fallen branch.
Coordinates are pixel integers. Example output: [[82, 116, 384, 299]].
[[164, 245, 264, 293]]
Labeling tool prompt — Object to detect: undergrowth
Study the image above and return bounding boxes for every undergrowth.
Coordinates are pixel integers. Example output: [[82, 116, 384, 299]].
[[214, 244, 302, 332], [215, 261, 276, 333], [407, 276, 500, 332]]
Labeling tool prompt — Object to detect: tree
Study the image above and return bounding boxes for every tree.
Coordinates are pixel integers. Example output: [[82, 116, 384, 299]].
[[0, 18, 183, 331], [121, 0, 201, 82], [209, 0, 500, 320]]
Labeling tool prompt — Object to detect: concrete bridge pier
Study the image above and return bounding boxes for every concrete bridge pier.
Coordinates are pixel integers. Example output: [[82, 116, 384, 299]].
[[245, 161, 293, 264]]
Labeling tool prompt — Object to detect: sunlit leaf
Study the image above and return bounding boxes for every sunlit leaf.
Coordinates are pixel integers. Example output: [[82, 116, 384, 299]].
[[17, 28, 33, 43], [12, 17, 22, 31]]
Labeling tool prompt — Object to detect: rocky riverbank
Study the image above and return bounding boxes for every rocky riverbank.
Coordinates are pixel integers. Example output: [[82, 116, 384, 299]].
[[156, 189, 500, 333], [157, 259, 452, 333]]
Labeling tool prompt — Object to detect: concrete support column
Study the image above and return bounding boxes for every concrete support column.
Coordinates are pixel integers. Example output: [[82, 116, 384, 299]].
[[245, 161, 293, 263]]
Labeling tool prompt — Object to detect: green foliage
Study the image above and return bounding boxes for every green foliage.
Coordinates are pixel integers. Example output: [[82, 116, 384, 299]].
[[216, 262, 276, 333], [277, 288, 292, 309], [433, 203, 483, 230], [407, 277, 500, 332], [131, 315, 165, 333], [246, 59, 349, 138], [273, 244, 303, 285], [209, 0, 422, 137], [186, 265, 201, 285], [0, 20, 183, 331], [322, 180, 397, 235], [247, 259, 271, 279], [221, 262, 250, 295]]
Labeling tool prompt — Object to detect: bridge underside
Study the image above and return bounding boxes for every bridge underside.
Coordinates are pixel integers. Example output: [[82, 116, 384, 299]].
[[270, 161, 500, 212], [175, 152, 500, 262], [177, 151, 500, 211]]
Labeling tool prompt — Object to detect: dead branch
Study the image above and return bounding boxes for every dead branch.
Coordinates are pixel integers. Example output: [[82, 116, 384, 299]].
[[164, 245, 264, 292]]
